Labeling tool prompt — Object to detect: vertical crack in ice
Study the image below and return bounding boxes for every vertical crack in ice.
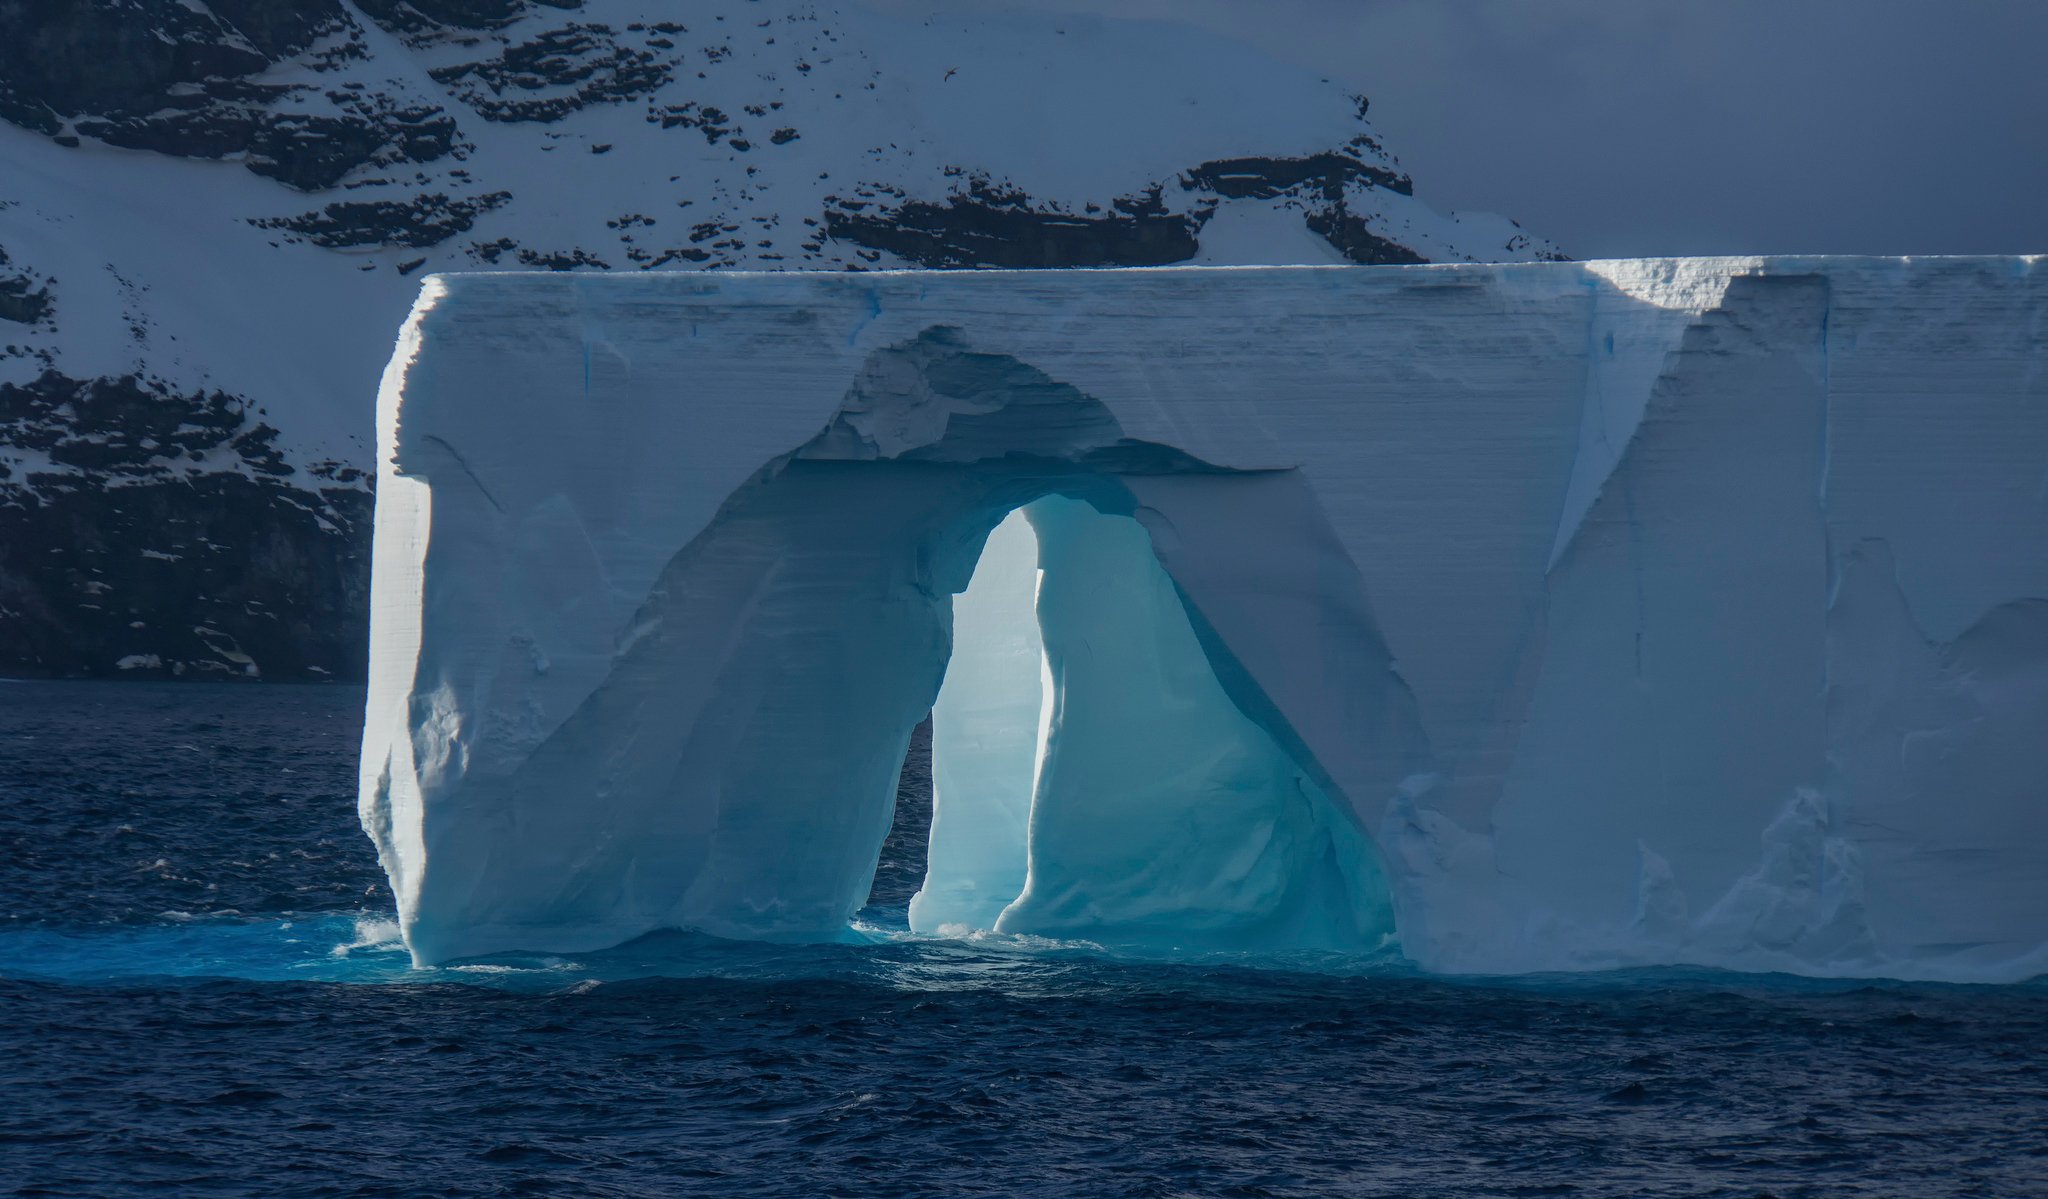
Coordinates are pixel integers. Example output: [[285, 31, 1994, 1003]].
[[1817, 287, 1834, 512], [1624, 474, 1647, 681], [844, 286, 885, 349]]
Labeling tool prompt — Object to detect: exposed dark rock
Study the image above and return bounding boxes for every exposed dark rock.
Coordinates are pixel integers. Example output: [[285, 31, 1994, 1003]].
[[250, 191, 512, 249], [431, 24, 670, 122], [0, 371, 369, 680], [364, 102, 464, 164], [0, 88, 60, 136], [1, 372, 295, 482], [651, 101, 735, 144], [0, 249, 54, 327], [1183, 152, 1411, 200], [0, 286, 51, 326], [0, 0, 470, 186], [470, 237, 520, 263], [1511, 233, 1572, 264], [353, 0, 530, 39], [243, 113, 389, 190], [0, 1, 269, 125], [1304, 209, 1429, 266], [0, 0, 349, 155], [1177, 152, 1437, 264], [634, 247, 712, 267], [74, 102, 268, 159], [0, 474, 370, 681], [205, 0, 354, 60], [826, 191, 1199, 269], [245, 105, 461, 190], [516, 247, 610, 269], [308, 460, 367, 485]]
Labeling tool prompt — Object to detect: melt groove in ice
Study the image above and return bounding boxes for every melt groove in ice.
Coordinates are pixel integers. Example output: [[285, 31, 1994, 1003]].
[[361, 259, 2048, 982]]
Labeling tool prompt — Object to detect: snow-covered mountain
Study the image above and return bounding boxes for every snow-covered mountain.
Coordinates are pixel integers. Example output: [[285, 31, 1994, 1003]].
[[0, 0, 1559, 680]]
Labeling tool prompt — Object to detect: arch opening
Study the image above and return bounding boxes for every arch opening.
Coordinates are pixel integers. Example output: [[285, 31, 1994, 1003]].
[[909, 493, 1396, 955], [389, 326, 1417, 965]]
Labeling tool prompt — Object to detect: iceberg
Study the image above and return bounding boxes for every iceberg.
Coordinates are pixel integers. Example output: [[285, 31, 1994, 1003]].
[[360, 259, 2048, 982]]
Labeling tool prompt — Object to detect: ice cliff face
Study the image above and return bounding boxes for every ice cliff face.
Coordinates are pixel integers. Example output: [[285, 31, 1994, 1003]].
[[363, 259, 2046, 981], [0, 0, 1557, 679]]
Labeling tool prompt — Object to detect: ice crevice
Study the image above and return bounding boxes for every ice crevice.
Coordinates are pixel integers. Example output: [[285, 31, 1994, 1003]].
[[361, 262, 2048, 982]]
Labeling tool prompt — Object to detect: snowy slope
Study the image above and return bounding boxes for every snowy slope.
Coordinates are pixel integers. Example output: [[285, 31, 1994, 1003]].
[[0, 0, 1557, 680]]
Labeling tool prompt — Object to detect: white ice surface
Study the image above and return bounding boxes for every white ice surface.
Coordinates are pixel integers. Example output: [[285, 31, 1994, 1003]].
[[363, 259, 2048, 981]]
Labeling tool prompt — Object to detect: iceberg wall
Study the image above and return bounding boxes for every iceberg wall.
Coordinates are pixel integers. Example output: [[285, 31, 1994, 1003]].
[[362, 259, 2048, 981]]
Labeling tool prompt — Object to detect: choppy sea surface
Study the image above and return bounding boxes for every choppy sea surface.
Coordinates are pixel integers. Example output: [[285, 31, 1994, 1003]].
[[2, 681, 2044, 1198]]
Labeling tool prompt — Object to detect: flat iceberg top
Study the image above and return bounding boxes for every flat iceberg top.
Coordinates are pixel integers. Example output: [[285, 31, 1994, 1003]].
[[364, 256, 2048, 982], [395, 254, 2042, 489], [412, 254, 2045, 303]]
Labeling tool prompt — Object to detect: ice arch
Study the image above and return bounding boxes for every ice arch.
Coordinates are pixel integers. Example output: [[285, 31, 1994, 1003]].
[[368, 323, 1421, 965]]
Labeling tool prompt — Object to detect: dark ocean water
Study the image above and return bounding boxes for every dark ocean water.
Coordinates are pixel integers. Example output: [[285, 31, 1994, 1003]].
[[2, 681, 2045, 1198]]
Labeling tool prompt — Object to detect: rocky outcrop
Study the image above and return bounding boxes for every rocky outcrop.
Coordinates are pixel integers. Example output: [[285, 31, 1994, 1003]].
[[429, 23, 673, 122], [0, 246, 54, 327], [825, 182, 1200, 270], [0, 471, 370, 680], [244, 106, 463, 192], [252, 192, 514, 249], [354, 0, 570, 43], [0, 372, 369, 679], [0, 0, 466, 190]]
